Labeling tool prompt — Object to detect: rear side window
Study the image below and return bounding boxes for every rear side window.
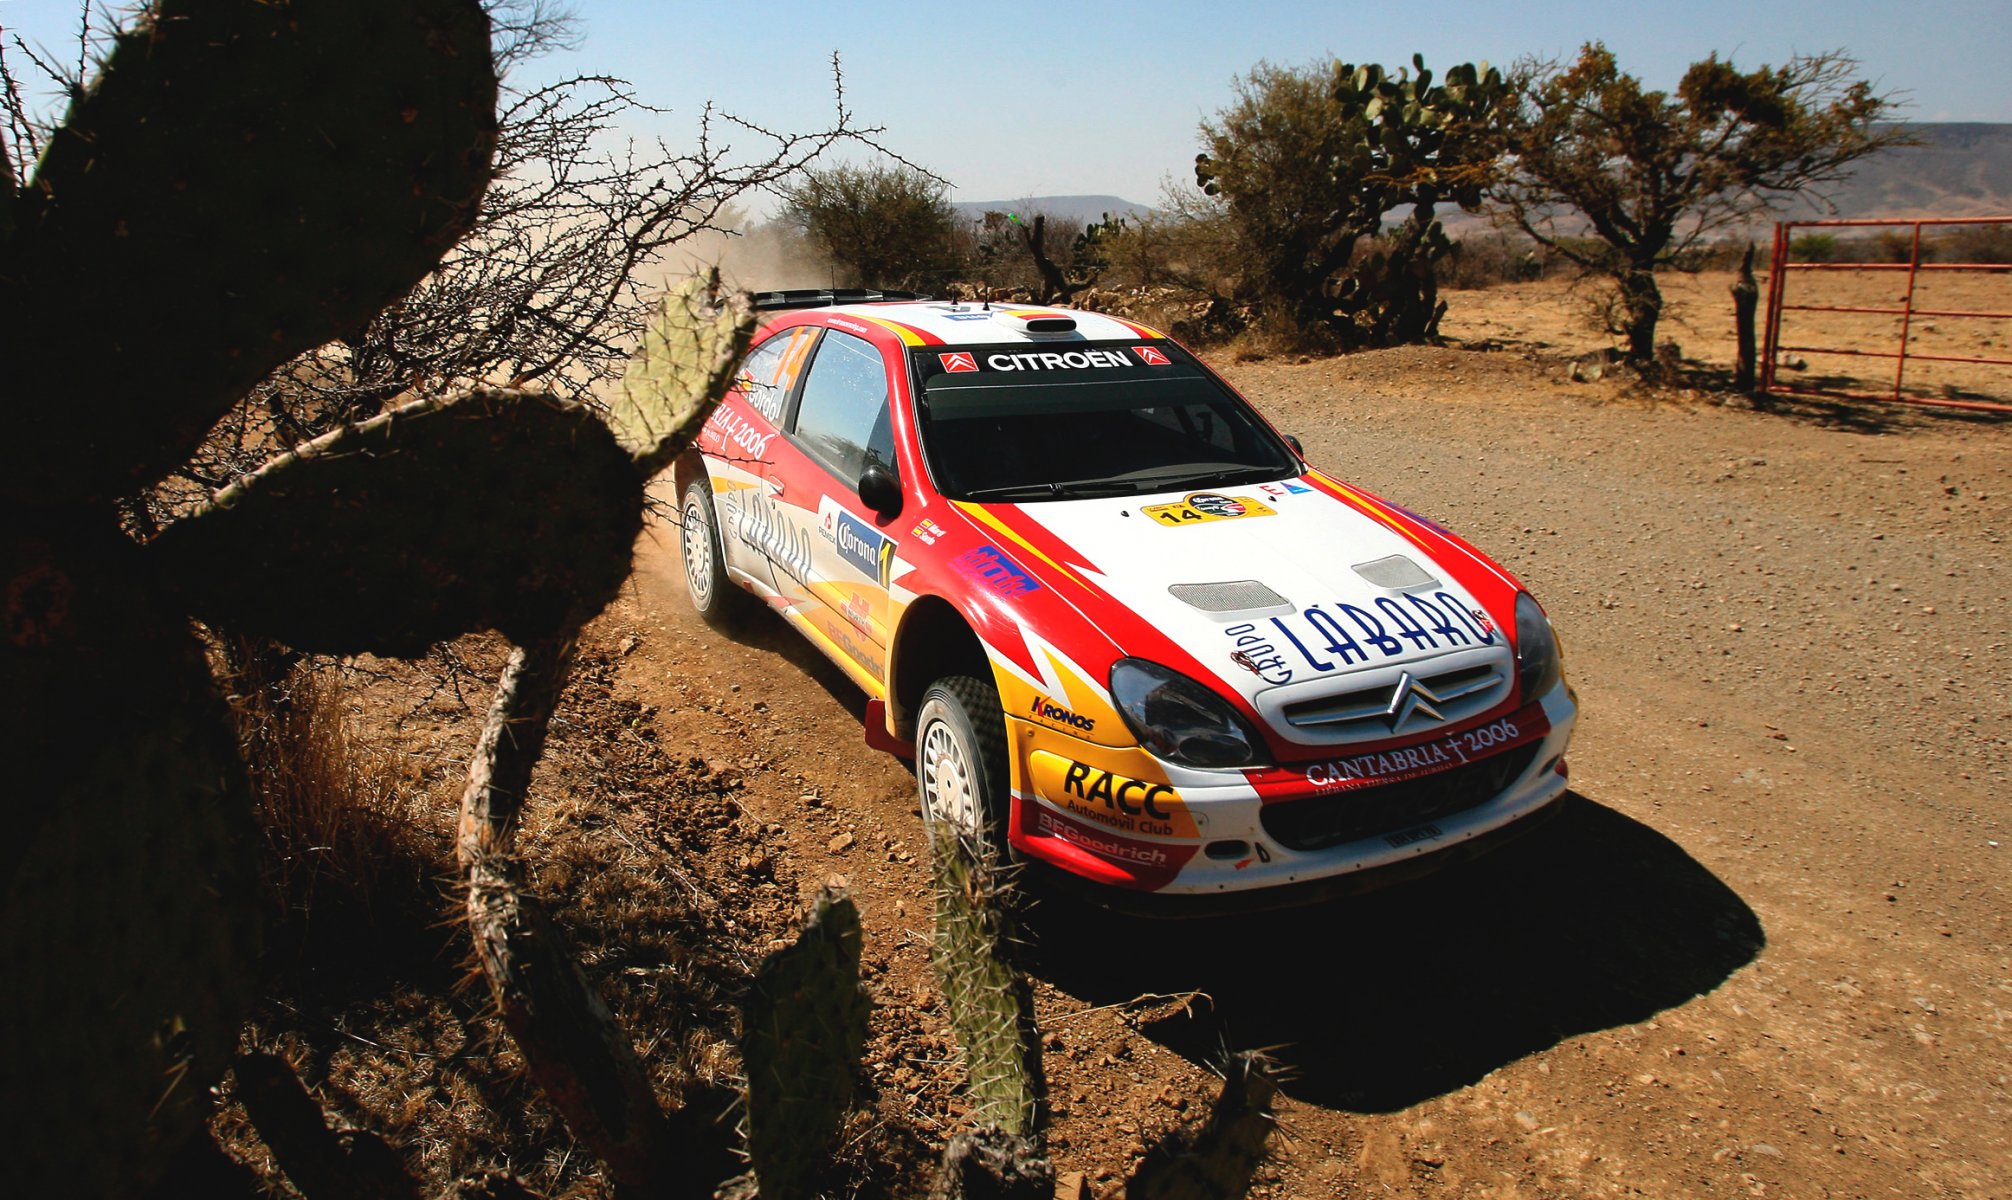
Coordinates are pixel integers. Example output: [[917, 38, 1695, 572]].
[[738, 325, 821, 423], [791, 329, 894, 486]]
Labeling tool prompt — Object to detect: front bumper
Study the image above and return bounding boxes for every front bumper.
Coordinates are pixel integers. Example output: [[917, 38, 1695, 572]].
[[1004, 680, 1577, 898]]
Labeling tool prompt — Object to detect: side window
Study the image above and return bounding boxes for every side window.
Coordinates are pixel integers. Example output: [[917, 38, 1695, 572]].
[[738, 326, 820, 423], [790, 330, 891, 487]]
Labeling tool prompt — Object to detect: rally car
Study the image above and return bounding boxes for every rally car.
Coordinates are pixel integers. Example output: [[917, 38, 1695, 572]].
[[673, 289, 1575, 907]]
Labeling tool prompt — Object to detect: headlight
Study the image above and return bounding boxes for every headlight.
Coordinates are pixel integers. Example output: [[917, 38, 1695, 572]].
[[1109, 658, 1271, 769], [1514, 592, 1564, 700]]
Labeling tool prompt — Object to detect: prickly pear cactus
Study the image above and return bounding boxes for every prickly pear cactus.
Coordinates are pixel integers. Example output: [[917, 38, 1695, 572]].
[[739, 889, 871, 1200], [0, 2, 498, 1194], [928, 826, 1046, 1137]]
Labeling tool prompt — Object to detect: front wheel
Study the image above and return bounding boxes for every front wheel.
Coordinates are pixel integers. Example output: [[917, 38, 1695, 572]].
[[916, 674, 1012, 862], [680, 476, 754, 629]]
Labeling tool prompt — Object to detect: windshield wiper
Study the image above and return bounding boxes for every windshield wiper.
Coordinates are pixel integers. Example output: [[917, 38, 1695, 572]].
[[961, 478, 1154, 502], [960, 482, 1063, 501], [1178, 465, 1288, 489]]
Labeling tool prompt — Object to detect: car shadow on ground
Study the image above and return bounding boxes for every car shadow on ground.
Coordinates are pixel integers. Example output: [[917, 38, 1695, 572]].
[[1017, 792, 1765, 1113]]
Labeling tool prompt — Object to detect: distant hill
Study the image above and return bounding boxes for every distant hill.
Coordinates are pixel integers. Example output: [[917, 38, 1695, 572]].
[[1819, 123, 2012, 219], [949, 127, 2008, 238], [951, 194, 1153, 229]]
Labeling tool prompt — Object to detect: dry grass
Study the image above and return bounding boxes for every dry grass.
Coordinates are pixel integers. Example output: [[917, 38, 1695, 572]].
[[199, 632, 852, 1196], [232, 657, 453, 950]]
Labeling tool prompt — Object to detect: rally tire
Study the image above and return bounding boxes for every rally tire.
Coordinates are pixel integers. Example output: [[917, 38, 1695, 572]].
[[680, 476, 753, 629], [916, 674, 1012, 863]]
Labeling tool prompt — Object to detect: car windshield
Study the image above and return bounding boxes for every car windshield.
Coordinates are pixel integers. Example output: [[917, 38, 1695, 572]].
[[912, 340, 1300, 501]]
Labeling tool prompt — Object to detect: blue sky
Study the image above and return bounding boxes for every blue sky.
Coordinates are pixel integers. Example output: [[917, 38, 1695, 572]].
[[5, 1, 2006, 208]]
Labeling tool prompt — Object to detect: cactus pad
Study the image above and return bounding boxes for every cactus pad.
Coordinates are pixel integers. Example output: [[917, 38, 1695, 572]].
[[0, 518, 259, 1197], [150, 388, 644, 656], [928, 826, 1045, 1137], [612, 272, 756, 475], [740, 889, 871, 1200], [0, 0, 497, 504]]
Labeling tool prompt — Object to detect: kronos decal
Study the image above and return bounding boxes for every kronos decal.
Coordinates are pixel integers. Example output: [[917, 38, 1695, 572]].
[[1029, 696, 1095, 733]]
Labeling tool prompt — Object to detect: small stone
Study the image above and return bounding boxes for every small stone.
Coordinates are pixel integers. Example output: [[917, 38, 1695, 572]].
[[828, 832, 856, 854], [1752, 1143, 1783, 1158], [1515, 1111, 1539, 1131]]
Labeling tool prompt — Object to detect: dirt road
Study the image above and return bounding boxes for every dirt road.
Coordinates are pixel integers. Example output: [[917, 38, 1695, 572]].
[[610, 344, 2009, 1198]]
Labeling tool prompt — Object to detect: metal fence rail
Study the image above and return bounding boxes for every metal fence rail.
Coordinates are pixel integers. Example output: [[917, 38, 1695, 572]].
[[1760, 216, 2012, 413]]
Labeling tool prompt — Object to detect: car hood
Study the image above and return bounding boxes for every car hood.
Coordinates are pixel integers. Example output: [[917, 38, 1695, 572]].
[[974, 477, 1518, 725]]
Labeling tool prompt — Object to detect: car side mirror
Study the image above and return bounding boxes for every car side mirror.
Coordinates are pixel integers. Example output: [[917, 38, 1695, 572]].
[[1285, 434, 1304, 456], [858, 464, 903, 520]]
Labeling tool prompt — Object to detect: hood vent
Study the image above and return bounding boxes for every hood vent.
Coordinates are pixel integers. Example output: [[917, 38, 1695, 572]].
[[1351, 554, 1440, 591], [1168, 580, 1294, 618]]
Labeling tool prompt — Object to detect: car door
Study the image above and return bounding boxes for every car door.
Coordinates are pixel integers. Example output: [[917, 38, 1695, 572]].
[[704, 325, 820, 592], [766, 327, 901, 684]]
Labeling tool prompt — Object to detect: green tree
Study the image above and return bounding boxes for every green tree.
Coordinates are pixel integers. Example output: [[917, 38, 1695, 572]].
[[1194, 55, 1511, 348], [1499, 43, 1902, 367], [779, 161, 963, 291]]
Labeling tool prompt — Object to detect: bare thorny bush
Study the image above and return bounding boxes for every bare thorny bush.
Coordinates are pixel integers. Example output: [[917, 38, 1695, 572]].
[[4, 2, 899, 527], [2, 0, 896, 917]]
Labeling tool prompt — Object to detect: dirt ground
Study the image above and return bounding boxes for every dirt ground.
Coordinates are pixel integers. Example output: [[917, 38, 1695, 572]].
[[270, 272, 2011, 1199], [589, 273, 2011, 1199]]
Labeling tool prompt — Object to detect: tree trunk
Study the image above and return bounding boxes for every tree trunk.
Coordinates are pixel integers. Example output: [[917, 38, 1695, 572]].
[[1621, 267, 1663, 367], [1732, 243, 1759, 392]]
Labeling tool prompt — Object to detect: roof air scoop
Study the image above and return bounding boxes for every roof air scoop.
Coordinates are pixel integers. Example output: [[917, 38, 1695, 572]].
[[993, 309, 1078, 338]]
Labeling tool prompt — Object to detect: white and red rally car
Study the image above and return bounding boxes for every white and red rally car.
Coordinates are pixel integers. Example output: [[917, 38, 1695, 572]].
[[674, 290, 1575, 908]]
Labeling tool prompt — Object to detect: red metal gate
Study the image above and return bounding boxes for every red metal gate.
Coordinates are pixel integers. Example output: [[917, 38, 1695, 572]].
[[1760, 216, 2012, 413]]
